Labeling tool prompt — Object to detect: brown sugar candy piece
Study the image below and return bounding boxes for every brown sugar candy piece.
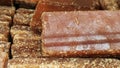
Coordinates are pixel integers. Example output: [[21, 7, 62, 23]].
[[0, 41, 10, 54], [0, 15, 12, 23], [0, 25, 9, 42], [13, 32, 41, 45], [13, 8, 34, 26], [100, 0, 119, 10], [0, 52, 8, 68], [41, 11, 120, 57], [8, 58, 120, 68], [10, 25, 31, 38], [0, 21, 10, 27], [12, 43, 41, 58], [11, 26, 41, 58], [0, 15, 12, 26], [30, 0, 100, 32], [0, 6, 15, 17], [0, 0, 13, 6], [15, 0, 39, 8], [0, 34, 8, 42], [0, 25, 9, 38]]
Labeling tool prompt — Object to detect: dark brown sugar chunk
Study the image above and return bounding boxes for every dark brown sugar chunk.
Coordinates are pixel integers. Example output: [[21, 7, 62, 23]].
[[13, 8, 34, 25], [8, 58, 120, 68], [15, 0, 39, 8], [41, 11, 120, 57], [0, 6, 15, 17], [39, 0, 100, 9], [100, 0, 119, 10], [117, 0, 120, 7], [0, 0, 13, 6], [12, 43, 41, 58], [30, 0, 100, 32], [0, 52, 8, 68]]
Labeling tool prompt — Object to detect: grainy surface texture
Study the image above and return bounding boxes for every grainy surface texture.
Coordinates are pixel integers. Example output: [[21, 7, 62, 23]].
[[11, 25, 41, 58], [13, 32, 41, 44], [0, 15, 12, 25], [0, 6, 15, 26], [12, 34, 41, 58], [100, 0, 119, 10], [0, 34, 8, 42], [0, 41, 10, 54], [0, 14, 12, 23], [30, 0, 100, 33], [0, 25, 9, 37], [10, 25, 31, 37], [12, 43, 41, 58], [41, 11, 120, 57], [8, 58, 120, 68], [0, 52, 8, 68], [0, 6, 15, 16], [13, 8, 34, 25]]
